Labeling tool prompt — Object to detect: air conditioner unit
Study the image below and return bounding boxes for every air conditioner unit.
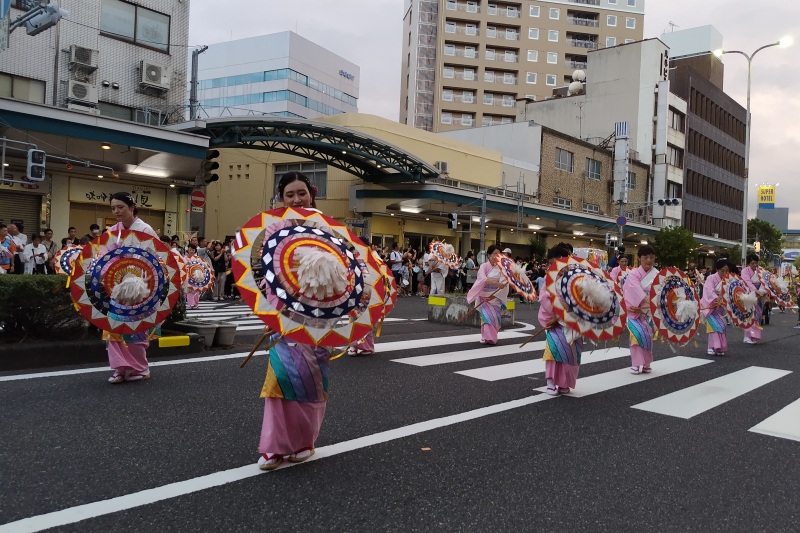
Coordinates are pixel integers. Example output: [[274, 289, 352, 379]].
[[140, 60, 172, 90], [67, 103, 101, 115], [434, 161, 450, 173], [712, 233, 719, 238], [67, 80, 98, 104], [69, 45, 97, 69]]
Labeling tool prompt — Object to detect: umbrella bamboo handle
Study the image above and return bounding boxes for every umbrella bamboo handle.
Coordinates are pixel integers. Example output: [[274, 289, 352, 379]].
[[240, 329, 273, 368]]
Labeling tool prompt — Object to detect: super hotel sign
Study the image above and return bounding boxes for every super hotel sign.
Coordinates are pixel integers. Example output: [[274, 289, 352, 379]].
[[757, 185, 775, 208]]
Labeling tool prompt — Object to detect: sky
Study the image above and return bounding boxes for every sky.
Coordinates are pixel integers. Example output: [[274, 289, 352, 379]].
[[188, 0, 800, 227]]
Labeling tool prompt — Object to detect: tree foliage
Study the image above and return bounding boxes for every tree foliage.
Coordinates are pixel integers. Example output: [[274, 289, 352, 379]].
[[747, 218, 783, 259], [528, 234, 547, 262], [653, 226, 698, 268]]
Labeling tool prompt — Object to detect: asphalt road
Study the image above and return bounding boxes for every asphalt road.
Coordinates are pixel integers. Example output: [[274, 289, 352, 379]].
[[1, 297, 799, 532]]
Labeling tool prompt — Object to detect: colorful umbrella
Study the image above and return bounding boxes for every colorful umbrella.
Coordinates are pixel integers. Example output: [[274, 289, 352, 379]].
[[185, 259, 215, 293], [759, 269, 793, 308], [497, 255, 537, 301], [70, 230, 181, 334], [721, 273, 757, 329], [231, 207, 390, 346], [429, 240, 459, 269], [172, 250, 187, 287], [648, 267, 701, 344], [546, 256, 626, 342], [54, 245, 82, 276], [374, 250, 398, 318]]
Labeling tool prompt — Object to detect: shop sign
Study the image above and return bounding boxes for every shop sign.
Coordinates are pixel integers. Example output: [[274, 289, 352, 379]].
[[69, 177, 166, 210]]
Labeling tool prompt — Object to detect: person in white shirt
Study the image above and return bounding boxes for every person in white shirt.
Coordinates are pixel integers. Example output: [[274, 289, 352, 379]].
[[8, 224, 27, 275], [428, 253, 448, 295], [388, 242, 403, 286], [22, 234, 47, 274]]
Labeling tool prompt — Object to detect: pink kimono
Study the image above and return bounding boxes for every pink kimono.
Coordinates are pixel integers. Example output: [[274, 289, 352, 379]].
[[467, 262, 509, 344], [623, 266, 656, 372], [610, 266, 629, 284], [740, 266, 764, 342], [538, 290, 581, 392], [701, 272, 727, 354]]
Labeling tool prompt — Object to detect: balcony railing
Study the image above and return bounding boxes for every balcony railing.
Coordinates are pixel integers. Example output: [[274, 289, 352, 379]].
[[484, 53, 519, 63], [565, 60, 588, 69], [446, 3, 481, 13], [447, 26, 480, 37], [568, 16, 599, 27], [567, 38, 598, 49], [483, 97, 516, 107], [483, 76, 518, 85], [569, 0, 600, 5], [487, 6, 521, 18]]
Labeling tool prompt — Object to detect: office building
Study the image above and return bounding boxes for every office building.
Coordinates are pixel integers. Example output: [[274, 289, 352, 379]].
[[400, 0, 644, 132]]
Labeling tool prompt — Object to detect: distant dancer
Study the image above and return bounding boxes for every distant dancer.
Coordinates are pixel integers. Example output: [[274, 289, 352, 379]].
[[467, 245, 509, 345]]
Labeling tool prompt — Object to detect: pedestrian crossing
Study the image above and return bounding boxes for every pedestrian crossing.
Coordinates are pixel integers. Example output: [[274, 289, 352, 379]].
[[382, 334, 800, 443]]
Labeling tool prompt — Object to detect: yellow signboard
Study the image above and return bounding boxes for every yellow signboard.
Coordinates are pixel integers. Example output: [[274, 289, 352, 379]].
[[758, 186, 775, 205]]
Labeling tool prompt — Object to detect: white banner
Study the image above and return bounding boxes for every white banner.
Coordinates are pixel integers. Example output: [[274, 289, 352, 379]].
[[69, 177, 166, 210]]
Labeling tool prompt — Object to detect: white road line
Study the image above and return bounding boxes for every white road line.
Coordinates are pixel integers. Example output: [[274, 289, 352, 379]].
[[749, 398, 800, 442], [0, 393, 555, 533], [375, 329, 532, 353], [456, 347, 631, 382], [632, 366, 792, 419], [394, 342, 547, 367], [534, 356, 714, 397]]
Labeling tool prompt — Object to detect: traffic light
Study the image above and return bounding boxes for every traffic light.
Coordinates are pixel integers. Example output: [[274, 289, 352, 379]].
[[25, 1, 69, 36], [26, 149, 46, 182], [605, 232, 611, 246], [202, 149, 220, 184], [657, 198, 681, 206], [448, 212, 458, 230], [754, 241, 761, 253]]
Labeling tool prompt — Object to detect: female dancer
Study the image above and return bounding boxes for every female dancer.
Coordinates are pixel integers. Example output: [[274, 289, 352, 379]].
[[741, 254, 766, 344], [539, 245, 580, 395], [623, 245, 658, 374], [106, 192, 159, 383], [610, 255, 629, 284], [701, 258, 730, 356], [257, 171, 331, 470], [466, 244, 509, 345]]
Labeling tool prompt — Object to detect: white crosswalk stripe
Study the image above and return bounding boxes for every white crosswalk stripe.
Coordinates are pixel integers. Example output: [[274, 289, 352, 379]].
[[749, 397, 800, 442]]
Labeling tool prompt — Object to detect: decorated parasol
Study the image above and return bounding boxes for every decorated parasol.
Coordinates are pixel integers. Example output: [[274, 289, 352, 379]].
[[172, 250, 187, 287], [375, 250, 398, 318], [429, 240, 459, 269], [231, 207, 391, 347], [185, 259, 215, 293], [721, 273, 758, 329], [759, 269, 793, 308], [497, 255, 537, 301], [648, 267, 701, 344], [54, 245, 82, 276], [545, 256, 626, 342], [70, 230, 181, 334]]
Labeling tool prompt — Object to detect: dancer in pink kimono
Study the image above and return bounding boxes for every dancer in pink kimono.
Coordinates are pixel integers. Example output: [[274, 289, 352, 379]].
[[610, 255, 629, 284], [623, 245, 658, 374], [701, 259, 730, 356], [467, 244, 509, 345], [741, 254, 766, 344], [104, 192, 160, 383], [539, 245, 580, 395]]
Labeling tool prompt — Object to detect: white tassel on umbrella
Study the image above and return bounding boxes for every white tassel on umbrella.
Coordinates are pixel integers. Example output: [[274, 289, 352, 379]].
[[673, 288, 699, 322], [192, 269, 206, 282], [577, 276, 612, 311], [294, 246, 349, 300], [110, 273, 150, 305], [738, 290, 758, 310]]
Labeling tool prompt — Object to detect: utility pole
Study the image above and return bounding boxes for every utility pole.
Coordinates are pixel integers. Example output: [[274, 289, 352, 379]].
[[189, 45, 209, 120], [479, 189, 487, 259]]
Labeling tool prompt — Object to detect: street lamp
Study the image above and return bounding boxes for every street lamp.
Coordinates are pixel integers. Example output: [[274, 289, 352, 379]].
[[713, 36, 793, 266]]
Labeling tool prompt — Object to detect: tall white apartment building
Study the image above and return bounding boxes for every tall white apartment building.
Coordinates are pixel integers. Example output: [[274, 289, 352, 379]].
[[400, 0, 644, 132], [193, 31, 359, 119]]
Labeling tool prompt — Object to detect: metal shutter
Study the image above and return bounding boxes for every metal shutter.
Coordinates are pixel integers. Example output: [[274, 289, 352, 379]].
[[0, 192, 42, 235]]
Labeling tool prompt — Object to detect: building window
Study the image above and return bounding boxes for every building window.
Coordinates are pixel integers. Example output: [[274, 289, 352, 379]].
[[546, 74, 557, 86], [101, 0, 170, 52], [484, 71, 495, 82], [482, 116, 493, 127], [505, 28, 518, 40], [606, 37, 616, 47], [502, 95, 514, 107], [442, 89, 453, 101], [445, 22, 456, 33], [526, 72, 537, 84], [548, 30, 558, 42], [464, 46, 476, 58], [484, 93, 494, 104], [547, 52, 557, 64], [555, 148, 574, 172], [608, 0, 617, 4], [446, 0, 456, 9], [487, 26, 497, 38], [528, 27, 539, 40], [501, 117, 513, 124], [667, 145, 684, 168], [0, 73, 45, 103], [486, 49, 496, 60], [553, 197, 572, 209], [503, 72, 515, 84], [462, 91, 475, 103], [549, 7, 559, 19], [443, 66, 454, 78], [627, 0, 636, 6], [507, 6, 518, 17], [529, 5, 540, 17], [582, 203, 600, 214], [668, 107, 685, 132], [527, 50, 538, 62], [444, 44, 455, 56], [461, 114, 473, 126], [504, 51, 516, 62], [607, 15, 617, 27], [625, 38, 635, 44], [626, 17, 636, 29], [467, 1, 478, 13], [585, 158, 601, 180], [465, 23, 477, 35], [441, 112, 453, 124], [626, 172, 637, 190], [275, 162, 327, 199], [464, 68, 475, 80]]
